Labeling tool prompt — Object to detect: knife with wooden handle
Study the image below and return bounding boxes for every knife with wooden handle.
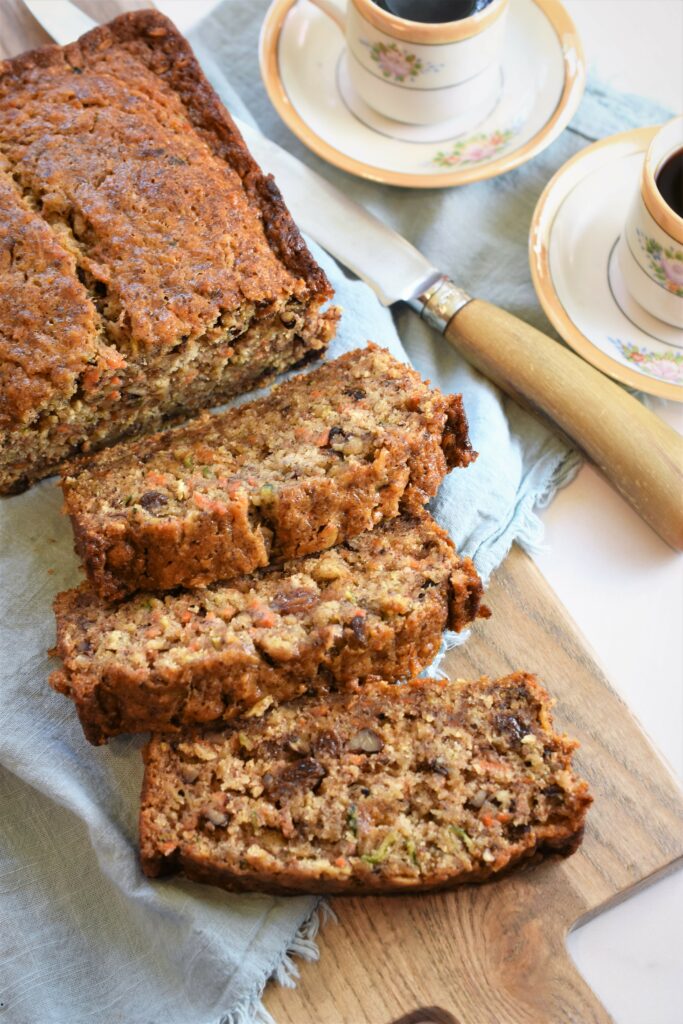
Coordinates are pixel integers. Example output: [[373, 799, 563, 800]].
[[24, 0, 683, 551]]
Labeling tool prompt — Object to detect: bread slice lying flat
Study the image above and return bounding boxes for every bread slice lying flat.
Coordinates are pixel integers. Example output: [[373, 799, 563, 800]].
[[139, 673, 591, 895], [61, 344, 475, 601], [51, 513, 488, 744]]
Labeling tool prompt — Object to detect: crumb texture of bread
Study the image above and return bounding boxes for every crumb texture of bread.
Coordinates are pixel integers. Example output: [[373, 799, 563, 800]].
[[139, 673, 592, 895], [50, 513, 488, 743], [61, 344, 476, 601], [0, 10, 336, 494]]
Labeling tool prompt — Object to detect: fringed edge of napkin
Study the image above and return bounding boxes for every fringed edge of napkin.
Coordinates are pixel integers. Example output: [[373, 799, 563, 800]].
[[219, 902, 337, 1024]]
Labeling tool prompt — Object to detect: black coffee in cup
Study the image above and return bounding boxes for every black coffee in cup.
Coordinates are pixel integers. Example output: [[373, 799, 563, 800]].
[[373, 0, 495, 23], [656, 147, 683, 219]]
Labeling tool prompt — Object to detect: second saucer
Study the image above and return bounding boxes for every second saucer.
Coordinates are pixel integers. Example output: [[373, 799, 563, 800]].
[[530, 127, 683, 401]]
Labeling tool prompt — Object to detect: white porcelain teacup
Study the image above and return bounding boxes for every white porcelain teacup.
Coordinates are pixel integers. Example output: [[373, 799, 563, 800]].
[[308, 0, 509, 130], [617, 116, 683, 328]]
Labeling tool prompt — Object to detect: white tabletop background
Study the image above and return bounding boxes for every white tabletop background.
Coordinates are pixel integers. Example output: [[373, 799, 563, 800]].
[[157, 1, 683, 1020]]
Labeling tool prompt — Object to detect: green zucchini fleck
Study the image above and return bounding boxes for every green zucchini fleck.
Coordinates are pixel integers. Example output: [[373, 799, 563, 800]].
[[405, 838, 419, 866], [450, 825, 475, 853], [361, 831, 396, 866]]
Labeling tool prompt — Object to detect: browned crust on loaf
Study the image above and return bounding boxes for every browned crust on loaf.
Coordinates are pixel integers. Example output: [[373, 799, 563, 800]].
[[0, 11, 336, 493], [139, 673, 592, 894], [0, 10, 329, 304], [448, 559, 489, 633], [62, 345, 475, 601], [50, 514, 488, 744], [142, 827, 586, 896], [442, 392, 476, 471]]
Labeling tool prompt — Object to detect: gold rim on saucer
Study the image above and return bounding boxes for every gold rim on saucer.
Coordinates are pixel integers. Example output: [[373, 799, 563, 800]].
[[259, 0, 585, 188], [529, 126, 682, 403]]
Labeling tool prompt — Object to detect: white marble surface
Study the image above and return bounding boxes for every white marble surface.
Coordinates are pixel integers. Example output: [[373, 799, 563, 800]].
[[158, 1, 683, 1020]]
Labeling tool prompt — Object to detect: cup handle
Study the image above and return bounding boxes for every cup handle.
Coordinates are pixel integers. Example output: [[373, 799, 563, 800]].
[[307, 0, 346, 32]]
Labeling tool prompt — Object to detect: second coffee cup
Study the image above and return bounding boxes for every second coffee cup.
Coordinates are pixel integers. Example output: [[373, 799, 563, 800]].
[[616, 116, 683, 328]]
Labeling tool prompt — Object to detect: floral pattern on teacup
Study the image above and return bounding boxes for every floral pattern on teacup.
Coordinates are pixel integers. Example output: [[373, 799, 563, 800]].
[[636, 229, 683, 297], [370, 41, 424, 81], [433, 129, 516, 168], [610, 338, 683, 385]]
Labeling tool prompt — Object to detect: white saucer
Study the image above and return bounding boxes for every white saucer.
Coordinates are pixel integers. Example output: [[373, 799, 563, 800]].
[[259, 0, 585, 188], [530, 127, 683, 402]]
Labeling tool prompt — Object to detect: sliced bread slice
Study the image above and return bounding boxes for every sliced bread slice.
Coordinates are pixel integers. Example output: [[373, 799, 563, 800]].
[[61, 344, 474, 600], [139, 673, 591, 895], [51, 513, 487, 744]]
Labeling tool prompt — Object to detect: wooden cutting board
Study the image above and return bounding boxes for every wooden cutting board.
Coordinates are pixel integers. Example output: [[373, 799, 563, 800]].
[[265, 545, 683, 1024], [3, 4, 682, 1022]]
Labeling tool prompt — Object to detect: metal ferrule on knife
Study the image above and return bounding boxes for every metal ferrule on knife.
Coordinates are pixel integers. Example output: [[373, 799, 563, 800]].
[[410, 276, 473, 333]]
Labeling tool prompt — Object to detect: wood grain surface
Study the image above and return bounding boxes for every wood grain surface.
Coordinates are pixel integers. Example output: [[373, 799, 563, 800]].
[[2, 3, 682, 1022]]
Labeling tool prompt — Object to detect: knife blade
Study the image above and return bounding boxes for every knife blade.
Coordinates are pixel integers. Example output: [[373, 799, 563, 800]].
[[23, 0, 96, 45], [20, 0, 683, 550], [234, 121, 445, 309]]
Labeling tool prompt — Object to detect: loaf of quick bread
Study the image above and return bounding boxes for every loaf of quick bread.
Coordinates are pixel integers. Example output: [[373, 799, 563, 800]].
[[61, 344, 476, 600], [139, 674, 591, 895], [50, 513, 488, 743], [0, 11, 337, 494]]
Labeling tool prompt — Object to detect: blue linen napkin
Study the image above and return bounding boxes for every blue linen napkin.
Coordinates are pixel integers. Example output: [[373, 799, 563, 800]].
[[0, 2, 673, 1021]]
